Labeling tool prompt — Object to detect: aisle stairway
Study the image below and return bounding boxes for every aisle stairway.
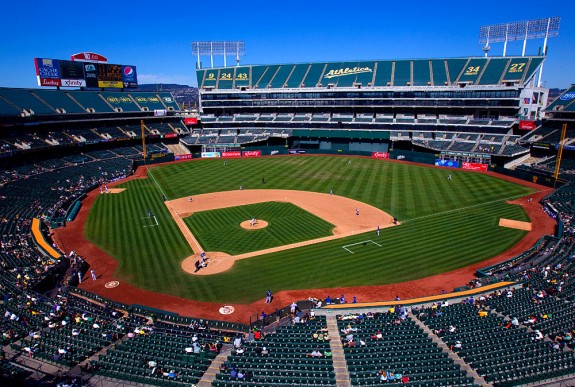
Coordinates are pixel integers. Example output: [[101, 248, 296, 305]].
[[326, 314, 351, 387]]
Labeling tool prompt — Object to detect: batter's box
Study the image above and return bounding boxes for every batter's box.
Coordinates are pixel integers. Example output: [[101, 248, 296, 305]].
[[140, 215, 159, 228], [342, 240, 382, 254]]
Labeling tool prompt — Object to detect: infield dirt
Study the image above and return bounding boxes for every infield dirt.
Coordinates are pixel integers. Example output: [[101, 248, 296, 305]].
[[169, 190, 395, 275]]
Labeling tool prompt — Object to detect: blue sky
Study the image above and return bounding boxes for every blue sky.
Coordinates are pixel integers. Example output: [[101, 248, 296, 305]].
[[1, 0, 573, 89]]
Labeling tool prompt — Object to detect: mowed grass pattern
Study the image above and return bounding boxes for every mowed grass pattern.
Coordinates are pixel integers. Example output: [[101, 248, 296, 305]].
[[85, 156, 536, 303], [183, 202, 334, 255]]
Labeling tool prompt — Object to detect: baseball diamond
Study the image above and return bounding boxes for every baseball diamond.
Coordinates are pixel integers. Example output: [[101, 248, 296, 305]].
[[79, 156, 539, 305]]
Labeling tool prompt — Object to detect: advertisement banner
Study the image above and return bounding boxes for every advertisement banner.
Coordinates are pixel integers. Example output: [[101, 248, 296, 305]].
[[184, 117, 198, 125], [98, 64, 123, 88], [34, 58, 60, 79], [201, 152, 221, 158], [39, 78, 61, 87], [519, 120, 537, 130], [59, 60, 85, 80], [242, 150, 261, 157], [154, 109, 167, 117], [372, 152, 390, 159], [98, 80, 123, 88], [83, 63, 99, 88], [61, 79, 86, 87], [163, 133, 177, 139], [70, 52, 108, 63], [121, 65, 138, 89], [435, 159, 460, 168], [222, 151, 241, 158], [462, 162, 488, 171], [288, 149, 306, 154], [532, 143, 550, 150], [175, 154, 192, 161], [555, 144, 575, 151]]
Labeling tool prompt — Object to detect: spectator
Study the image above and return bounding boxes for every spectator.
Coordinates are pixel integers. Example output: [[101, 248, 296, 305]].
[[308, 349, 323, 357]]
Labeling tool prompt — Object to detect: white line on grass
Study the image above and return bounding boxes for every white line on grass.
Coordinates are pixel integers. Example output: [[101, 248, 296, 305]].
[[342, 239, 382, 254], [142, 216, 159, 228], [146, 166, 204, 252], [146, 167, 169, 200], [401, 189, 554, 224]]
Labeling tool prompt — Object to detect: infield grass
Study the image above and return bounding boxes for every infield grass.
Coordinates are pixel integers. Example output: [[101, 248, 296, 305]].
[[183, 202, 335, 255], [85, 156, 538, 303]]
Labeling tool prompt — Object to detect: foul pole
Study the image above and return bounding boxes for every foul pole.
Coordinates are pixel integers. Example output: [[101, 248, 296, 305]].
[[554, 123, 568, 186], [141, 119, 146, 159]]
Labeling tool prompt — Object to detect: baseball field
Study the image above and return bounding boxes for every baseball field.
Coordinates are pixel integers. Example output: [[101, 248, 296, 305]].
[[84, 156, 535, 304]]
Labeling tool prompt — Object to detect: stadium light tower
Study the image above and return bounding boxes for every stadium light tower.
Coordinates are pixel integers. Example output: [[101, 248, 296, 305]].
[[191, 41, 245, 69], [479, 17, 560, 86]]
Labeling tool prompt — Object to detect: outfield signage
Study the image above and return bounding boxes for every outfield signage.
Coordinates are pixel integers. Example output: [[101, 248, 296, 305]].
[[122, 65, 138, 89], [324, 66, 373, 79], [435, 159, 460, 168], [60, 60, 86, 87], [519, 120, 537, 130], [555, 144, 575, 151], [184, 117, 198, 125], [288, 149, 306, 154], [201, 151, 221, 158], [372, 152, 389, 159], [34, 57, 138, 88], [202, 144, 239, 148], [532, 143, 550, 149], [35, 58, 61, 86], [462, 162, 488, 171], [71, 52, 108, 63], [222, 151, 241, 158], [175, 154, 192, 161], [441, 151, 490, 160], [242, 150, 261, 157]]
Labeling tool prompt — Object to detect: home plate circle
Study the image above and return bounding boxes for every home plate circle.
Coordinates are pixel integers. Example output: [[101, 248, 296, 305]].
[[105, 281, 120, 289], [219, 305, 235, 315]]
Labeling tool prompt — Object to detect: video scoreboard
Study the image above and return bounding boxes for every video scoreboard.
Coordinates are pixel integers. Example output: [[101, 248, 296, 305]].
[[34, 57, 138, 89]]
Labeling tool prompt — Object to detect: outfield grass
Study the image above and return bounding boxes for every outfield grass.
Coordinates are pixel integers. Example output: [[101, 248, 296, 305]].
[[183, 202, 334, 255], [85, 156, 536, 303]]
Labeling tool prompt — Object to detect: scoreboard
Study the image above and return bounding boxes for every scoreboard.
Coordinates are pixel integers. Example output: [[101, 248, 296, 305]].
[[34, 57, 138, 89], [97, 64, 123, 88]]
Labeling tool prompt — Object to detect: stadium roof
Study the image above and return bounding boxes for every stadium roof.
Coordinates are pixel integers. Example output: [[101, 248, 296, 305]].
[[197, 56, 544, 90], [545, 84, 575, 113]]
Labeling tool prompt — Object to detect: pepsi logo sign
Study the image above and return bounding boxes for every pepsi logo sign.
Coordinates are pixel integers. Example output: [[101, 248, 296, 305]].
[[124, 66, 134, 76], [560, 92, 575, 101]]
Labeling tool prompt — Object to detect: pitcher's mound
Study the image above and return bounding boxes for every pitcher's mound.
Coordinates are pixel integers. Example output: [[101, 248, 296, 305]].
[[240, 220, 269, 230]]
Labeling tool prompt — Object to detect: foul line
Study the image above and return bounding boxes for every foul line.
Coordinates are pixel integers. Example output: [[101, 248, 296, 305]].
[[147, 167, 205, 253], [147, 167, 203, 251], [342, 239, 382, 254], [401, 189, 554, 225], [146, 167, 169, 200]]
